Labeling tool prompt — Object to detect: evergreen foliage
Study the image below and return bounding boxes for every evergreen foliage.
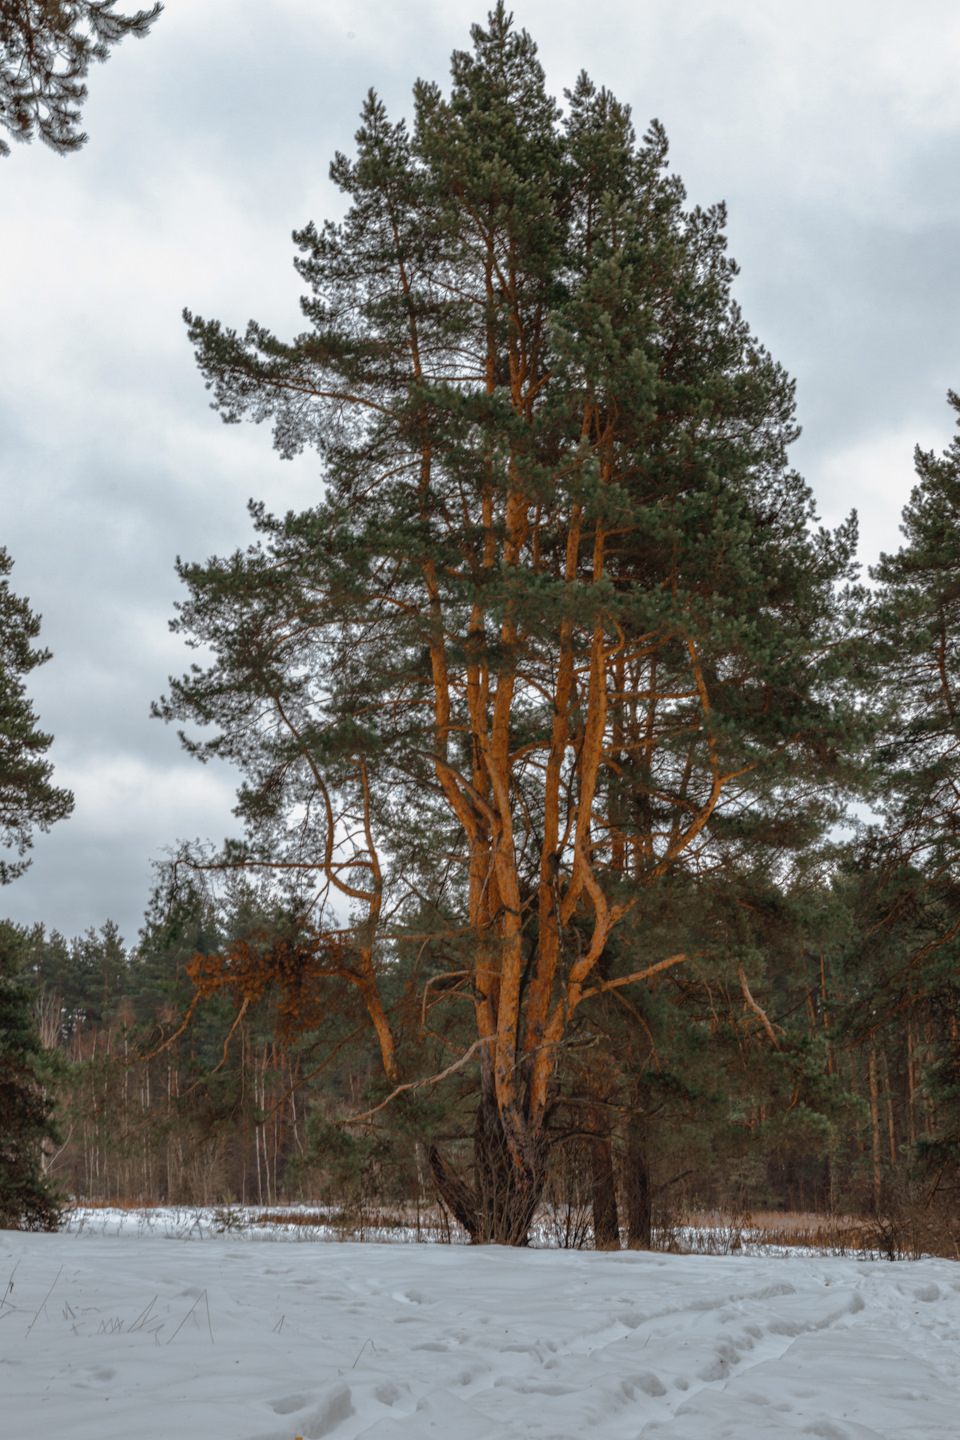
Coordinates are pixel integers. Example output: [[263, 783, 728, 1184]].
[[164, 7, 867, 1242], [0, 921, 60, 1228], [0, 549, 73, 884], [9, 876, 951, 1232], [0, 0, 161, 156], [17, 6, 960, 1246], [834, 392, 960, 1198], [0, 553, 72, 1224], [872, 390, 960, 890]]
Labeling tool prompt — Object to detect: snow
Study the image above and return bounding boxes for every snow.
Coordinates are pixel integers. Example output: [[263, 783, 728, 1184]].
[[56, 1204, 876, 1258], [3, 1224, 960, 1439]]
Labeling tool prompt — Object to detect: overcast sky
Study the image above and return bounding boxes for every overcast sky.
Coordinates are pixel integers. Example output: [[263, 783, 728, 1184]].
[[2, 0, 959, 945]]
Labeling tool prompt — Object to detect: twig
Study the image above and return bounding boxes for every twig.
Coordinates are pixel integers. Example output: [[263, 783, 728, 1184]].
[[129, 1296, 158, 1333], [172, 997, 250, 1101], [167, 1288, 214, 1345], [0, 1258, 19, 1315], [26, 1265, 62, 1335], [135, 990, 203, 1064], [352, 1338, 378, 1367], [419, 970, 474, 1036]]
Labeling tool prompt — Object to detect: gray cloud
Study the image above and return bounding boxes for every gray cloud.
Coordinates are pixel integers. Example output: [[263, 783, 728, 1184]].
[[2, 0, 958, 940]]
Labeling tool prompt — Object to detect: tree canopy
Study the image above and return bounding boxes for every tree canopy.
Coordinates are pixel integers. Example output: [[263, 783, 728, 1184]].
[[162, 6, 868, 1243], [0, 0, 161, 156]]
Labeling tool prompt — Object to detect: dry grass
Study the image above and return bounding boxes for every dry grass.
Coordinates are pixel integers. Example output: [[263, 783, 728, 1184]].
[[62, 1198, 960, 1258], [661, 1207, 960, 1260], [249, 1206, 441, 1228], [66, 1197, 164, 1211], [675, 1209, 874, 1254], [250, 1209, 337, 1228]]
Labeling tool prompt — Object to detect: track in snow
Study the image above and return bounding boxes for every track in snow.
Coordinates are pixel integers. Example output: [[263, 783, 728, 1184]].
[[2, 1229, 959, 1438]]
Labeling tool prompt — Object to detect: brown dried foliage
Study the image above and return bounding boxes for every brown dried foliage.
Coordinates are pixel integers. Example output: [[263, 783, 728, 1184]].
[[185, 929, 348, 1043]]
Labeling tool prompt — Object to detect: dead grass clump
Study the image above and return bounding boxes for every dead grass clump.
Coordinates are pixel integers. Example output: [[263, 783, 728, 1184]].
[[746, 1217, 872, 1255], [251, 1210, 332, 1228], [651, 1210, 879, 1257], [249, 1205, 456, 1239], [656, 1206, 960, 1259], [67, 1197, 162, 1211], [858, 1203, 960, 1261]]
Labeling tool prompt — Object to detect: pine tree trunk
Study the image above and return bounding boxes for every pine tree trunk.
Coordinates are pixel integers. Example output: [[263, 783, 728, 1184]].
[[868, 1042, 882, 1215], [907, 1019, 917, 1147], [881, 1049, 897, 1166], [625, 1117, 652, 1249], [590, 1131, 620, 1250], [429, 1082, 547, 1245]]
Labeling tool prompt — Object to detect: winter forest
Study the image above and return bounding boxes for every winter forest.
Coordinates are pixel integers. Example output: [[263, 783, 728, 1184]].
[[5, 2, 960, 1268]]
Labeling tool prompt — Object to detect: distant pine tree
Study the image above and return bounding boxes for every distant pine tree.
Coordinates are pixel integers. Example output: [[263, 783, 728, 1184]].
[[0, 553, 71, 1226], [0, 922, 61, 1229], [872, 391, 960, 883], [0, 548, 73, 884], [858, 392, 960, 1192]]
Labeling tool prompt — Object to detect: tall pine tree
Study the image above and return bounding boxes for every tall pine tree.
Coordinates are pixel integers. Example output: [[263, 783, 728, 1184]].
[[0, 553, 71, 1226], [164, 7, 864, 1242], [872, 391, 960, 889], [858, 392, 960, 1188]]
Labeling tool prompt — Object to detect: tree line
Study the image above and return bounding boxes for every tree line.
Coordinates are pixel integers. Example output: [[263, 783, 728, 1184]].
[[3, 6, 960, 1247]]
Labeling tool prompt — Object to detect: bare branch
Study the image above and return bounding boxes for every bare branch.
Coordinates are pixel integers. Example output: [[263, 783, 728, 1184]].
[[341, 1036, 494, 1125]]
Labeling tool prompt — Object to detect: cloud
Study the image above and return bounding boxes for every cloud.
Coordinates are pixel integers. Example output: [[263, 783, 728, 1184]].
[[5, 756, 238, 946], [811, 426, 953, 577]]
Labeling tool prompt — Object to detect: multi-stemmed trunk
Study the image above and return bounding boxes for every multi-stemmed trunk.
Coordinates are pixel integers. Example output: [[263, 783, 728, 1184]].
[[430, 1079, 548, 1246]]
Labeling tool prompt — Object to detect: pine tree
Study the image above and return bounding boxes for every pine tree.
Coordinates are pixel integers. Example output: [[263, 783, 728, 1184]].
[[854, 392, 960, 1192], [0, 549, 73, 884], [164, 6, 865, 1242], [0, 554, 70, 1225], [0, 0, 161, 156], [0, 922, 61, 1228], [872, 391, 960, 888]]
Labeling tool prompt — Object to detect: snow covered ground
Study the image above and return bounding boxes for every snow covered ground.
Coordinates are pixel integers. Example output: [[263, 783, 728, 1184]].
[[3, 1226, 959, 1439], [57, 1203, 874, 1258]]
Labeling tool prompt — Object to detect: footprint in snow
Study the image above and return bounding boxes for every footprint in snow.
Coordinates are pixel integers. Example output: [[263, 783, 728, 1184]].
[[73, 1365, 116, 1388], [621, 1371, 667, 1399], [269, 1392, 310, 1415], [251, 1383, 353, 1440], [374, 1381, 405, 1406]]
